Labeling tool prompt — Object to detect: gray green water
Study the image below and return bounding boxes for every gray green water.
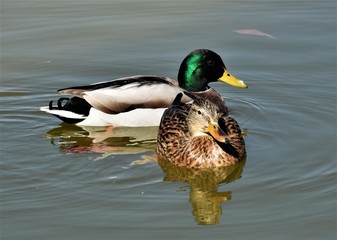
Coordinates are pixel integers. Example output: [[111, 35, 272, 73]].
[[1, 0, 336, 239]]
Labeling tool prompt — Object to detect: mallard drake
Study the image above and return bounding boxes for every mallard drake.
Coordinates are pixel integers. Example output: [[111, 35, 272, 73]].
[[40, 49, 247, 126], [157, 93, 246, 168]]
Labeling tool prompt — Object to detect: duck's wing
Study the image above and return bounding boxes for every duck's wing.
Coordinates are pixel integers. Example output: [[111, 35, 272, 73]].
[[58, 75, 191, 114]]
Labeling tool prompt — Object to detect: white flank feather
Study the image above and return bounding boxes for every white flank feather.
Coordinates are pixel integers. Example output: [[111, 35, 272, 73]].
[[78, 108, 166, 127], [40, 106, 86, 119]]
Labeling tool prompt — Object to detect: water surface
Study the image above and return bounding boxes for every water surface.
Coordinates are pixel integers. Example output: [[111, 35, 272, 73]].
[[1, 0, 336, 239]]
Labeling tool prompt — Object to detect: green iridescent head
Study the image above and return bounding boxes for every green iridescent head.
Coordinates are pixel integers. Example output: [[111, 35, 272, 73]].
[[177, 49, 247, 92]]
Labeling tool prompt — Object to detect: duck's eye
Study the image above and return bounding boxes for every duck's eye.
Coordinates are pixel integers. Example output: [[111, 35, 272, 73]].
[[207, 60, 214, 66], [197, 110, 202, 115]]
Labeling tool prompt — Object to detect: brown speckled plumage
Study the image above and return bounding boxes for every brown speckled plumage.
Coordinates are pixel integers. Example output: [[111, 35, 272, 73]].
[[157, 96, 246, 168]]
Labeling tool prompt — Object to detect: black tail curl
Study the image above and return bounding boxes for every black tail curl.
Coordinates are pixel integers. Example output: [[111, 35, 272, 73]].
[[48, 97, 92, 124], [49, 97, 71, 110]]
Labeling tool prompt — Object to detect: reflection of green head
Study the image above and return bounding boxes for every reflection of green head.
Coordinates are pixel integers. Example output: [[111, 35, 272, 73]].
[[177, 49, 226, 92]]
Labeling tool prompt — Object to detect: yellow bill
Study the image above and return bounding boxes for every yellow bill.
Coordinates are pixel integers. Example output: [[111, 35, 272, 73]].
[[218, 69, 248, 88]]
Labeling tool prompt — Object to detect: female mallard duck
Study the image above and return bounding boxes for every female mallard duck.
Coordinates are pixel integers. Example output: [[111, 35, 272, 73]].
[[157, 93, 246, 168], [40, 49, 247, 126]]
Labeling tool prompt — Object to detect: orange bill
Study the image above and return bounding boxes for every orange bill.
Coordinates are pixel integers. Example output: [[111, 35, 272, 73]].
[[208, 122, 229, 143]]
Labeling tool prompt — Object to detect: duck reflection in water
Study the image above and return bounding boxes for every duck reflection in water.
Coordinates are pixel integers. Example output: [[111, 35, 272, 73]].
[[43, 123, 246, 225], [43, 124, 158, 160], [158, 157, 246, 225]]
